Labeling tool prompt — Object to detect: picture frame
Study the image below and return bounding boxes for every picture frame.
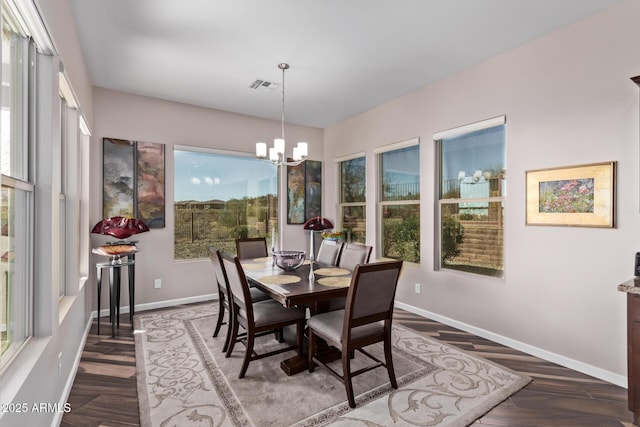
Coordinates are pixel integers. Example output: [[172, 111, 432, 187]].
[[287, 160, 322, 224], [525, 161, 615, 227]]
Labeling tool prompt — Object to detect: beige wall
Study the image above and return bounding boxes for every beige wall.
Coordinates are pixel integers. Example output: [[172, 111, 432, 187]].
[[90, 88, 324, 308], [323, 0, 640, 384]]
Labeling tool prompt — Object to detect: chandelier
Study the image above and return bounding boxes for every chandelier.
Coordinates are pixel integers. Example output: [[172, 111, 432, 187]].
[[255, 63, 308, 166]]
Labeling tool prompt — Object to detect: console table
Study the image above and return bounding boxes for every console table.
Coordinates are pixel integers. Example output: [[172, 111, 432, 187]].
[[618, 278, 640, 425], [96, 259, 135, 338]]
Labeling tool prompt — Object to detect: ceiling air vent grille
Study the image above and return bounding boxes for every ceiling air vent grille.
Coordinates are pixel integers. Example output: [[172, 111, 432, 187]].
[[249, 79, 277, 91]]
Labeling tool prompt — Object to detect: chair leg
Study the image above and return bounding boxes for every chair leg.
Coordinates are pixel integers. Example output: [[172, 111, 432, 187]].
[[239, 333, 255, 379], [308, 329, 316, 372], [213, 294, 225, 338], [343, 348, 356, 408], [225, 314, 240, 358], [384, 335, 398, 389], [222, 309, 233, 353]]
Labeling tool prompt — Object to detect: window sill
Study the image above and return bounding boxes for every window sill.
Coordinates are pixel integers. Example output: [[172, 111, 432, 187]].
[[58, 295, 77, 325]]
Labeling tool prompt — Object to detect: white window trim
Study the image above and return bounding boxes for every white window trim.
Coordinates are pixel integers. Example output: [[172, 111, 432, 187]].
[[373, 137, 419, 155], [337, 154, 366, 243], [433, 115, 506, 141], [434, 117, 506, 277], [376, 139, 420, 264], [334, 151, 365, 163]]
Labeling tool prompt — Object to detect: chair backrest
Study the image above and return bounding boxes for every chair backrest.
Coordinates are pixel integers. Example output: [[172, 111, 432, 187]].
[[236, 237, 268, 259], [344, 260, 403, 332], [208, 246, 229, 297], [316, 240, 343, 266], [338, 243, 372, 271], [221, 252, 254, 321]]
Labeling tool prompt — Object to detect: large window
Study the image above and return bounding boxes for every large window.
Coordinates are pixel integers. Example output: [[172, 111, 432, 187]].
[[1, 9, 34, 369], [377, 139, 420, 263], [174, 147, 278, 260], [436, 116, 506, 277], [338, 154, 365, 244]]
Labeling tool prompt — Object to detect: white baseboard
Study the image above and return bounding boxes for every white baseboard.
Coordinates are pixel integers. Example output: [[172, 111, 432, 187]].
[[395, 301, 627, 388], [91, 293, 218, 319], [52, 314, 93, 427]]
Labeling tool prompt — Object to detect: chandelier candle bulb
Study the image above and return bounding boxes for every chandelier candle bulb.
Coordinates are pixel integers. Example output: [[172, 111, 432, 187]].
[[298, 142, 308, 158], [256, 142, 267, 158], [269, 147, 278, 162]]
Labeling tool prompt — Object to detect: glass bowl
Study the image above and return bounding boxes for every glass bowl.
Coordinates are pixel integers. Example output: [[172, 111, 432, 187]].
[[273, 250, 306, 271]]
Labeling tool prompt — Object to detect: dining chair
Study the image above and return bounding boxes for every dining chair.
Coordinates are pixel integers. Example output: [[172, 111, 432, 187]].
[[326, 243, 373, 311], [208, 246, 269, 353], [221, 252, 306, 378], [307, 260, 403, 408], [236, 237, 268, 259], [316, 239, 344, 266], [337, 243, 372, 271]]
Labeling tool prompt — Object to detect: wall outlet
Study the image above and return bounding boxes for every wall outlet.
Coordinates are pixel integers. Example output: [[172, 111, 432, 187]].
[[154, 279, 162, 289], [414, 283, 421, 294]]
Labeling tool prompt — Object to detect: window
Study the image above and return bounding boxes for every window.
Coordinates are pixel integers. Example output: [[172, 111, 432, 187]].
[[376, 139, 420, 263], [436, 116, 506, 277], [58, 70, 90, 297], [337, 154, 365, 243], [174, 147, 278, 260], [1, 8, 34, 369]]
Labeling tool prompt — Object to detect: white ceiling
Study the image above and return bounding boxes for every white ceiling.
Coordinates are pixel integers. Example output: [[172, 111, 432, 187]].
[[68, 0, 621, 128]]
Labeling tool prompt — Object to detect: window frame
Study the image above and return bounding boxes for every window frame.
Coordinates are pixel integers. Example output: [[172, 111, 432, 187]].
[[173, 145, 279, 260], [434, 115, 506, 277], [0, 6, 35, 372], [336, 151, 366, 244], [375, 137, 420, 264]]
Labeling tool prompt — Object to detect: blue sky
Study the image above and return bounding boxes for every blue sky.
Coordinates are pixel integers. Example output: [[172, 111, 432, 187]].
[[174, 150, 277, 201]]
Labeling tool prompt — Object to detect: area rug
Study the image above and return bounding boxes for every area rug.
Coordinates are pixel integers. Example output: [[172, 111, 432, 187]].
[[134, 304, 531, 427]]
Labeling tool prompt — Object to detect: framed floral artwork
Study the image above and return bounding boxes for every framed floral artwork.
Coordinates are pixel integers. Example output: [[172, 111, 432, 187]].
[[525, 161, 615, 227]]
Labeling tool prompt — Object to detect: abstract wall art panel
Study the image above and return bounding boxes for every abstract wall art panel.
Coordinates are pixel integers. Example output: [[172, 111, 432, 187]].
[[103, 138, 165, 228]]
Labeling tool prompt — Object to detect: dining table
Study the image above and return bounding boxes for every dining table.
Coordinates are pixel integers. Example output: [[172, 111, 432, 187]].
[[240, 256, 353, 375]]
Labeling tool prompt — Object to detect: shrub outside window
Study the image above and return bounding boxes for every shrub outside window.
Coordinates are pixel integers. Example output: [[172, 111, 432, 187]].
[[436, 117, 506, 277], [377, 139, 420, 263]]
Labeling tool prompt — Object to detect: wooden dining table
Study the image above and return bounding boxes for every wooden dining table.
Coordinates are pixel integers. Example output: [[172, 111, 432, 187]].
[[240, 256, 353, 375]]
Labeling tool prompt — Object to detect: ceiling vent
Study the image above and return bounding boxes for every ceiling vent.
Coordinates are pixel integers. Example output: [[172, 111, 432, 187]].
[[249, 79, 278, 91]]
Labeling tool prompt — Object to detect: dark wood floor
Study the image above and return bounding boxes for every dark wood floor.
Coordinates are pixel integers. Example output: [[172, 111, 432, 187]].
[[61, 303, 634, 427]]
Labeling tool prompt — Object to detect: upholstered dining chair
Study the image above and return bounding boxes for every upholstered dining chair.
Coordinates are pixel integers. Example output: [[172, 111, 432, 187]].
[[221, 252, 306, 378], [326, 243, 373, 311], [236, 237, 268, 259], [316, 239, 344, 266], [337, 243, 372, 271], [307, 260, 403, 408], [208, 246, 269, 353]]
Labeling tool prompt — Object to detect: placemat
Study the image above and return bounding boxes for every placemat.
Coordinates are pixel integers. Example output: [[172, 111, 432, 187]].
[[314, 267, 350, 277], [318, 276, 352, 288], [258, 275, 301, 285], [241, 263, 268, 271]]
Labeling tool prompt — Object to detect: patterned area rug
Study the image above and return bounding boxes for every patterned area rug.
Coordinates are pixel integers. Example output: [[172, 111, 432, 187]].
[[134, 304, 531, 427]]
